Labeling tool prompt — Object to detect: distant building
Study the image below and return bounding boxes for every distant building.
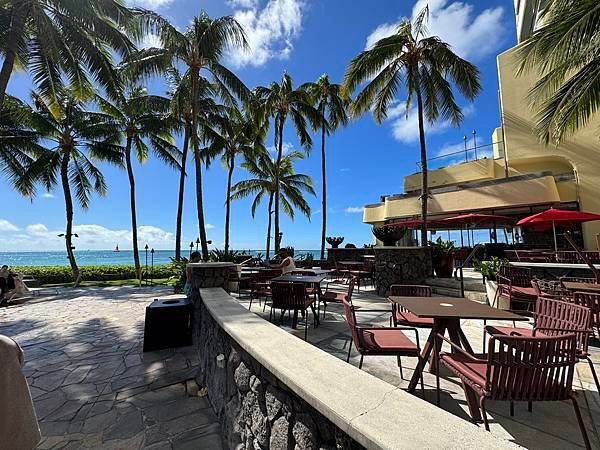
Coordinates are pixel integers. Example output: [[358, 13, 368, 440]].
[[363, 0, 600, 250]]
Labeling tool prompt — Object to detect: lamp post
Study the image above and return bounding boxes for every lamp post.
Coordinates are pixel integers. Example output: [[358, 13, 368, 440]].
[[277, 232, 283, 251], [189, 241, 194, 259], [150, 248, 154, 287], [195, 238, 200, 253], [472, 130, 478, 160], [144, 244, 149, 286], [463, 135, 468, 162]]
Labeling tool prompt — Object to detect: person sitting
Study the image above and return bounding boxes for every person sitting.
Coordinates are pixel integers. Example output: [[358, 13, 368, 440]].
[[0, 265, 16, 307], [184, 252, 202, 297], [270, 248, 296, 274]]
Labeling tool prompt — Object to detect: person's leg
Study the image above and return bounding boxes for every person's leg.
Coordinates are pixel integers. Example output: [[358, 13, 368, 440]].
[[6, 275, 15, 291], [0, 278, 6, 296]]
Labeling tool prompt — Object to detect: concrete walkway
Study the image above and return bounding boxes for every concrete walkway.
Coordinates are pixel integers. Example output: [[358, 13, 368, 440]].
[[0, 286, 222, 450], [236, 283, 600, 450]]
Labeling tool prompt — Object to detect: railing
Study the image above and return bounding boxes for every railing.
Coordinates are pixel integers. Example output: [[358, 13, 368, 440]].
[[415, 140, 503, 172], [455, 244, 484, 298]]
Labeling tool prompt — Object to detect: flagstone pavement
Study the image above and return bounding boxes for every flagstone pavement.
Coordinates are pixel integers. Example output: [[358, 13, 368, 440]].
[[0, 286, 222, 450]]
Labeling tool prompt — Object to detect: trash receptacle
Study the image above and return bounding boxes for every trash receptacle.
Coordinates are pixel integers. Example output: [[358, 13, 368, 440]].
[[143, 298, 192, 352]]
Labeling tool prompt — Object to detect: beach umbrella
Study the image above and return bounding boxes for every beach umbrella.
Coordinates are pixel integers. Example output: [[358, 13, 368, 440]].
[[439, 213, 513, 227], [516, 208, 600, 251]]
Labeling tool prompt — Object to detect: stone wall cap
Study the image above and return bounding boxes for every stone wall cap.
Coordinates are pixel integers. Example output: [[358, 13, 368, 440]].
[[187, 262, 236, 268], [199, 287, 520, 450]]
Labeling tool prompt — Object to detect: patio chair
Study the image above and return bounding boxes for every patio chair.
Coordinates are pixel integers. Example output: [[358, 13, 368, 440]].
[[341, 297, 424, 393], [560, 276, 597, 284], [320, 276, 355, 319], [269, 282, 318, 341], [389, 285, 434, 329], [493, 274, 537, 312], [486, 296, 599, 395], [572, 291, 600, 339], [291, 270, 321, 300], [348, 261, 375, 292], [435, 330, 591, 449], [248, 269, 281, 310], [227, 266, 252, 298], [531, 279, 571, 300]]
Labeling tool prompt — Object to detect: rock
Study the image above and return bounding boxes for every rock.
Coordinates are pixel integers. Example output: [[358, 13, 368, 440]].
[[265, 385, 285, 421], [249, 375, 262, 394], [250, 400, 269, 447], [292, 414, 318, 450], [225, 395, 243, 449], [239, 391, 256, 426], [269, 416, 290, 450], [185, 379, 199, 397], [235, 362, 252, 392]]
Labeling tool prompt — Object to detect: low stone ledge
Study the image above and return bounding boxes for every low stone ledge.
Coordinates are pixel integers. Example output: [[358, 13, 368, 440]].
[[197, 287, 519, 450]]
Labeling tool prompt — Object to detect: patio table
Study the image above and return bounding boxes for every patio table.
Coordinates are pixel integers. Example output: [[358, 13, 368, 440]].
[[389, 296, 527, 420], [562, 281, 600, 293], [271, 274, 327, 328]]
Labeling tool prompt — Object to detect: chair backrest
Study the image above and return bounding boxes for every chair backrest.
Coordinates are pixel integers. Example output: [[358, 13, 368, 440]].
[[499, 265, 532, 287], [533, 297, 591, 354], [346, 276, 356, 302], [270, 282, 307, 309], [485, 333, 578, 402], [531, 279, 570, 299], [341, 297, 361, 350], [389, 284, 432, 297], [573, 292, 600, 326], [560, 276, 597, 284]]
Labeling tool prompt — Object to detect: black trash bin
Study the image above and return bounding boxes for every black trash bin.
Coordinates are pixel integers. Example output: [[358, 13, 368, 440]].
[[143, 298, 193, 352]]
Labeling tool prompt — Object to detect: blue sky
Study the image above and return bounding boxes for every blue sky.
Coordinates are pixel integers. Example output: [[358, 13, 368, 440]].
[[0, 0, 516, 251]]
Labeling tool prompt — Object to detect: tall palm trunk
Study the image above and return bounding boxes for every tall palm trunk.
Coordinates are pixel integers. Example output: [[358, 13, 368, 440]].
[[224, 151, 235, 256], [320, 103, 327, 260], [0, 1, 27, 110], [274, 116, 284, 252], [175, 123, 190, 260], [416, 88, 428, 247], [125, 137, 141, 284], [194, 150, 209, 260], [265, 192, 274, 261], [60, 151, 80, 285]]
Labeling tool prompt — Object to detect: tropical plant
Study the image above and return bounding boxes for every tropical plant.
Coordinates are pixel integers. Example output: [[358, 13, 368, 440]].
[[343, 6, 481, 246], [473, 256, 508, 281], [255, 73, 320, 253], [204, 103, 267, 256], [0, 0, 151, 110], [301, 74, 349, 260], [208, 249, 251, 264], [230, 151, 315, 260], [517, 0, 600, 144], [122, 11, 249, 260], [429, 237, 456, 255], [1, 91, 122, 285], [96, 85, 181, 283], [0, 96, 36, 188]]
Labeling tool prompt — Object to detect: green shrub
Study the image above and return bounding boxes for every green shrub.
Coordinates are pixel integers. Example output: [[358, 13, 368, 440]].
[[12, 264, 179, 285]]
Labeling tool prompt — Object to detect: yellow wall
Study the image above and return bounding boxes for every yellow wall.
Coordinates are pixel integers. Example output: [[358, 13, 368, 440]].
[[497, 46, 600, 249], [403, 158, 497, 192]]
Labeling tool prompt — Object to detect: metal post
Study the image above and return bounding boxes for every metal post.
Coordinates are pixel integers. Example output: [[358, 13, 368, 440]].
[[463, 135, 468, 162], [460, 226, 464, 247], [472, 130, 478, 160], [189, 242, 193, 258], [144, 244, 149, 286], [150, 248, 154, 287], [195, 238, 200, 253]]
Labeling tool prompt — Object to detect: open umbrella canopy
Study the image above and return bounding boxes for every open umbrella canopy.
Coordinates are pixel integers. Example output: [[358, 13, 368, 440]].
[[517, 208, 600, 230], [440, 213, 513, 227], [384, 219, 424, 228]]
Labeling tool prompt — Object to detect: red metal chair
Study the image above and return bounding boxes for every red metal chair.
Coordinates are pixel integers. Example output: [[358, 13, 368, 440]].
[[341, 297, 424, 393], [269, 282, 318, 341], [486, 296, 599, 398], [560, 276, 597, 284], [349, 261, 375, 291], [435, 330, 591, 449], [530, 279, 571, 300], [291, 270, 321, 300], [388, 285, 434, 329], [320, 276, 355, 319], [573, 291, 600, 339], [248, 269, 281, 310]]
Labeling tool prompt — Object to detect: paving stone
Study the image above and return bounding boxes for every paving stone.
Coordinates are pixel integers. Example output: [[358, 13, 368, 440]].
[[33, 369, 71, 391], [103, 408, 144, 440], [171, 423, 223, 450], [82, 409, 118, 434], [160, 410, 218, 437], [44, 400, 87, 422], [39, 420, 71, 437]]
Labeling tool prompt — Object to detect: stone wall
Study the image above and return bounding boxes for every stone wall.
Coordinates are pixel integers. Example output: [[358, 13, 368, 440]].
[[189, 262, 233, 289], [194, 298, 363, 450], [327, 248, 373, 263], [372, 247, 433, 296]]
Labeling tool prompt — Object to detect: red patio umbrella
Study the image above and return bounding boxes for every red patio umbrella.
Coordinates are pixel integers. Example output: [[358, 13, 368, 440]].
[[517, 208, 600, 251], [384, 218, 425, 228], [439, 213, 513, 227]]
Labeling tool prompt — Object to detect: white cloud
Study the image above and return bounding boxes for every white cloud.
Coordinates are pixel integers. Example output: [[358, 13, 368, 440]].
[[267, 141, 295, 156], [42, 192, 55, 198], [226, 0, 305, 68], [345, 207, 364, 214], [365, 0, 505, 61], [127, 0, 173, 10], [140, 33, 162, 49], [0, 219, 19, 232], [205, 224, 215, 230], [339, 168, 350, 173]]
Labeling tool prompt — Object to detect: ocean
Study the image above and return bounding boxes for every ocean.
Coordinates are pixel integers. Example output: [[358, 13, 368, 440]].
[[0, 249, 323, 267]]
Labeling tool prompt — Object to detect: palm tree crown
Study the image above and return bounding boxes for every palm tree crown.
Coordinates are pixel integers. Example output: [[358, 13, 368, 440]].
[[343, 7, 480, 245]]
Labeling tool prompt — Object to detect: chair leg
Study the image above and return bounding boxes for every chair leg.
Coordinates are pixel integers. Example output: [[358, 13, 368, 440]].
[[304, 313, 308, 341], [322, 302, 327, 320], [346, 340, 353, 363], [248, 297, 253, 311], [482, 319, 487, 352], [435, 345, 441, 406], [358, 355, 364, 369], [571, 396, 592, 450], [527, 401, 532, 413], [397, 356, 404, 380], [510, 401, 514, 417], [480, 397, 490, 431], [585, 356, 600, 393]]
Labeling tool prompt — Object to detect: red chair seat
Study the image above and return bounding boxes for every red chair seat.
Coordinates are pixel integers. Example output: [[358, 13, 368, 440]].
[[394, 311, 434, 328], [254, 289, 271, 297], [510, 286, 537, 298], [358, 328, 418, 355], [321, 291, 345, 303], [486, 325, 534, 337], [439, 353, 489, 388]]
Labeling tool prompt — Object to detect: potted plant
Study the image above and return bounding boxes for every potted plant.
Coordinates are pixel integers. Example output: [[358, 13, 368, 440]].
[[473, 257, 508, 308], [372, 225, 407, 246], [429, 237, 455, 278], [326, 236, 344, 248]]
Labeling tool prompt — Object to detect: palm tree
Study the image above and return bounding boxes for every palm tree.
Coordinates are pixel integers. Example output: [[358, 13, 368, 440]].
[[204, 104, 267, 255], [342, 6, 480, 245], [1, 91, 122, 285], [0, 0, 150, 110], [123, 11, 249, 259], [301, 75, 349, 260], [230, 151, 315, 260], [167, 69, 222, 261], [517, 0, 600, 144], [96, 85, 181, 283], [255, 73, 320, 252]]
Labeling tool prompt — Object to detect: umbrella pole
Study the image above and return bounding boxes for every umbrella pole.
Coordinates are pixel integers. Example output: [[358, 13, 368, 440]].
[[460, 226, 464, 247], [553, 221, 558, 252]]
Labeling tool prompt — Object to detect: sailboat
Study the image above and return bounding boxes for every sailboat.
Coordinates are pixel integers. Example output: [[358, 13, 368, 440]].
[[114, 244, 120, 252]]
